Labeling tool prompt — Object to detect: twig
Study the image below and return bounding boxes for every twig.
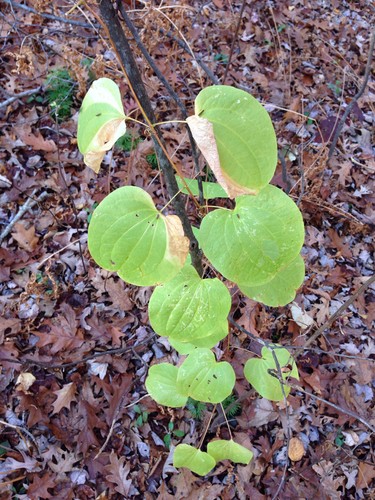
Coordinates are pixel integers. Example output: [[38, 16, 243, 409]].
[[296, 273, 375, 356], [0, 419, 40, 453], [3, 0, 99, 29], [270, 372, 375, 434], [159, 28, 219, 85], [118, 4, 204, 204], [0, 190, 49, 244], [97, 0, 203, 275], [94, 391, 130, 459], [328, 28, 375, 160], [23, 336, 154, 370], [269, 348, 292, 500], [0, 87, 42, 109], [54, 115, 87, 273], [222, 0, 247, 85], [278, 151, 292, 193]]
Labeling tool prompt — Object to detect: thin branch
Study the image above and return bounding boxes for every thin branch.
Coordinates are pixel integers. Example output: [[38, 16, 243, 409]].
[[328, 28, 375, 159], [278, 151, 292, 193], [97, 0, 202, 274], [94, 391, 130, 459], [118, 4, 204, 204], [0, 419, 40, 453], [0, 190, 49, 244], [222, 0, 247, 84], [159, 28, 219, 85], [296, 273, 375, 356], [0, 87, 42, 109], [3, 0, 99, 29], [270, 372, 375, 434], [270, 348, 291, 500], [22, 336, 154, 370], [54, 116, 87, 273]]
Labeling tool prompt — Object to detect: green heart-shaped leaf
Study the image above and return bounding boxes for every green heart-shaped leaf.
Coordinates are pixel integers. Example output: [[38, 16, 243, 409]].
[[145, 364, 187, 408], [177, 348, 235, 403], [187, 85, 277, 197], [244, 346, 299, 401], [239, 254, 305, 306], [200, 185, 304, 286], [168, 321, 228, 354], [149, 265, 231, 342], [173, 444, 216, 476], [88, 186, 189, 286], [207, 439, 253, 465], [77, 78, 126, 172]]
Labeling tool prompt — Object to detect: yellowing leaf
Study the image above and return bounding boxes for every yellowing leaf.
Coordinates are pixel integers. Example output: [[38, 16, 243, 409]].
[[188, 86, 277, 197], [88, 186, 189, 286], [186, 115, 257, 198], [77, 78, 126, 173]]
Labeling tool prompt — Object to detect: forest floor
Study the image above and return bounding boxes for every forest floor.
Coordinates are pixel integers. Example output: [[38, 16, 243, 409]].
[[0, 1, 374, 499]]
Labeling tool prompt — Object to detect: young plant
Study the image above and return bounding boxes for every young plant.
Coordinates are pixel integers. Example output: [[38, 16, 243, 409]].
[[45, 68, 76, 121], [132, 404, 149, 428], [77, 79, 304, 475], [163, 421, 185, 450]]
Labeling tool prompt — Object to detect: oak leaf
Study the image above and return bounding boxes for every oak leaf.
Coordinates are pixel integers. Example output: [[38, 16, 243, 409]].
[[11, 221, 39, 252], [105, 452, 133, 496], [52, 382, 77, 414]]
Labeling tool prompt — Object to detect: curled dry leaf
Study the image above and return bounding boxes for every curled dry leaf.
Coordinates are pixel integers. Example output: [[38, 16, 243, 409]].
[[16, 372, 36, 393], [164, 214, 190, 271], [288, 437, 305, 461], [81, 117, 126, 173], [186, 115, 257, 198]]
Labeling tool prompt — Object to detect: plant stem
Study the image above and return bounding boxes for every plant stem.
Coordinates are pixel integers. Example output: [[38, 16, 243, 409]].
[[97, 0, 202, 274], [328, 28, 375, 160], [118, 3, 204, 204]]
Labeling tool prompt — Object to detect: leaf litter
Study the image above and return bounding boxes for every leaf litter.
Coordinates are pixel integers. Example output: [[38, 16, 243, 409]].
[[0, 0, 374, 498]]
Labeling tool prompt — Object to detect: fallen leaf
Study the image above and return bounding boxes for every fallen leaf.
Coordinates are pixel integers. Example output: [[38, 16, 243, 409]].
[[105, 452, 133, 496], [288, 437, 304, 461], [16, 372, 36, 393], [15, 123, 57, 152], [246, 398, 278, 427], [356, 461, 375, 490], [290, 302, 314, 329], [51, 382, 77, 414], [11, 221, 39, 251]]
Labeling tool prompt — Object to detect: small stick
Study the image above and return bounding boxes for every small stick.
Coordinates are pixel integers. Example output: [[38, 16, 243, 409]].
[[270, 372, 375, 434], [0, 87, 42, 109], [0, 419, 40, 453], [3, 0, 99, 28], [222, 0, 247, 85], [328, 29, 375, 160], [0, 190, 49, 244], [296, 273, 375, 356]]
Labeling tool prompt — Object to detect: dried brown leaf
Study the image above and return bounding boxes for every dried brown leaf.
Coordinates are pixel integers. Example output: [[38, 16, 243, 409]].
[[51, 382, 77, 414], [105, 452, 133, 496], [11, 221, 39, 251], [288, 437, 305, 461]]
